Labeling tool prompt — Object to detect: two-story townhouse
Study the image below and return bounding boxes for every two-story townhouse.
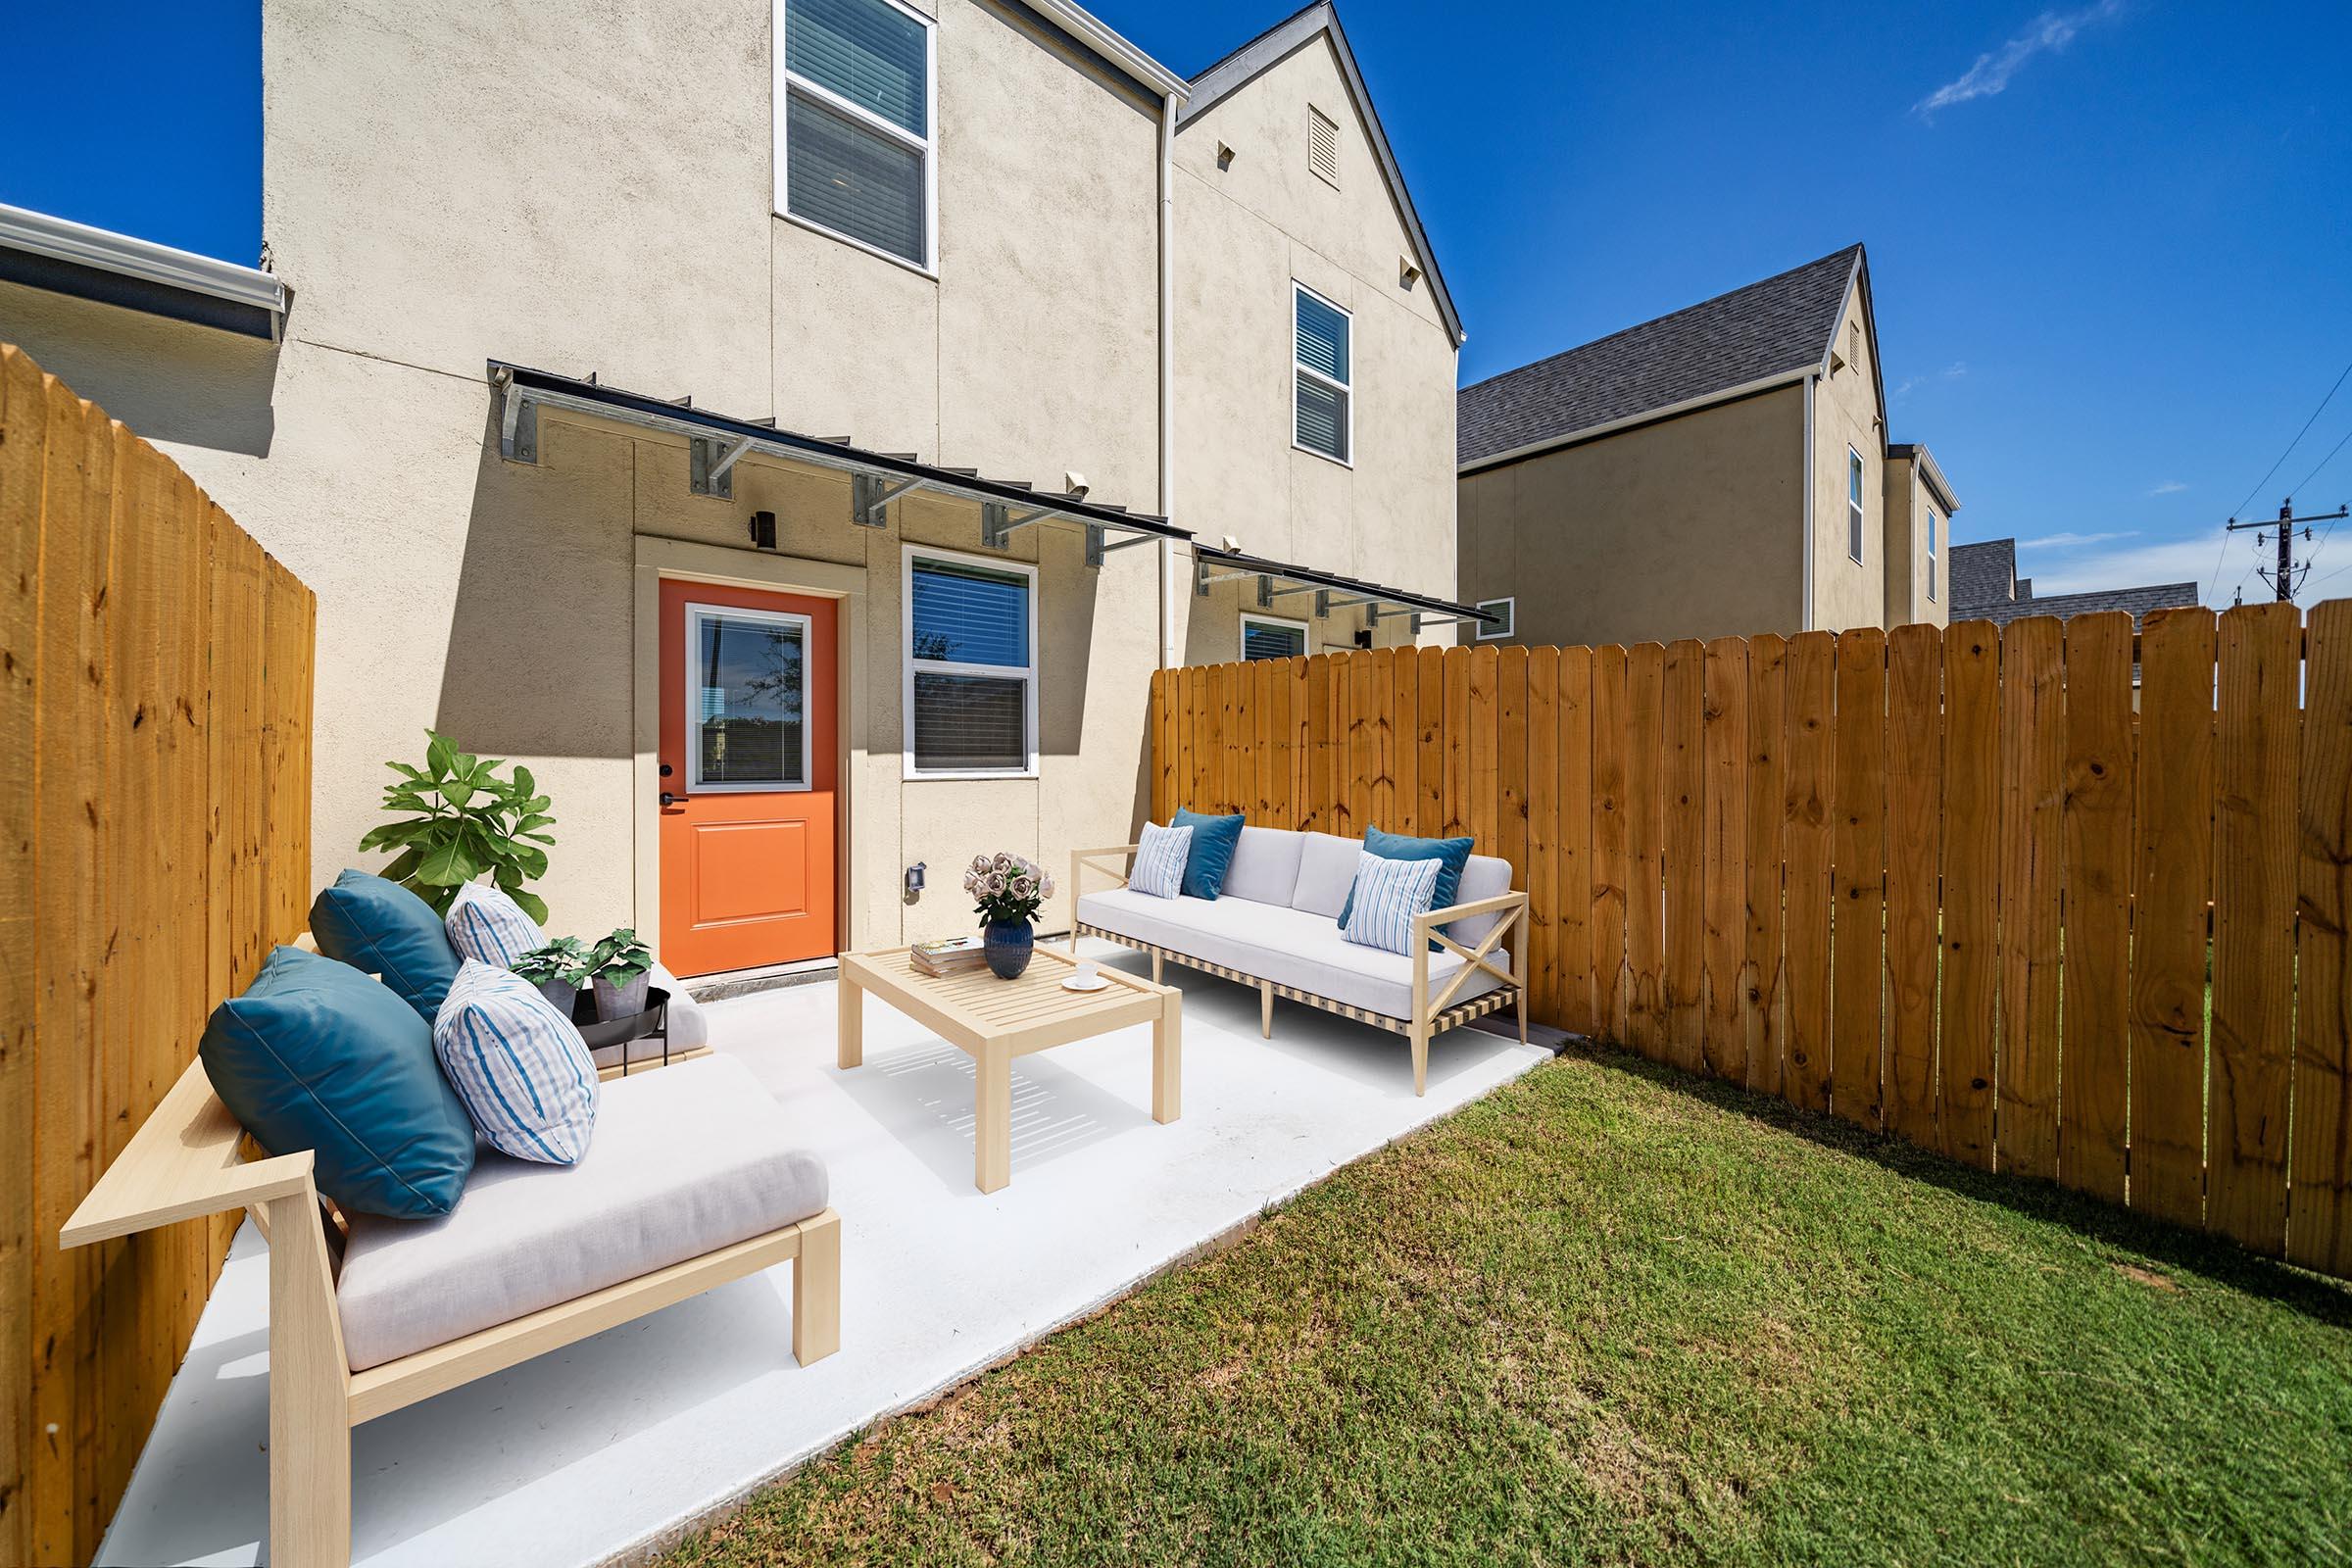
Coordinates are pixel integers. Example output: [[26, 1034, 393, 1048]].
[[0, 0, 1469, 974], [1455, 244, 1958, 649]]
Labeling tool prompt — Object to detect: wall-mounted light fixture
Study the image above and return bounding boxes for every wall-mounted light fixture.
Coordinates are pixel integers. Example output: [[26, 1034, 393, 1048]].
[[748, 510, 777, 550]]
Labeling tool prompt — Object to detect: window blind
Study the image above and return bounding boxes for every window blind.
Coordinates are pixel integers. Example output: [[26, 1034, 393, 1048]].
[[1243, 621, 1305, 661], [1296, 291, 1349, 382], [909, 558, 1028, 666], [786, 94, 925, 265], [787, 0, 926, 134]]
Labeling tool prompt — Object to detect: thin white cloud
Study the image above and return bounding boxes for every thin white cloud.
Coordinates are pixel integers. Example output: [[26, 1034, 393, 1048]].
[[1914, 1, 2126, 120], [2146, 479, 2188, 496], [1891, 361, 1969, 400], [2018, 529, 2137, 549], [2021, 535, 2226, 607]]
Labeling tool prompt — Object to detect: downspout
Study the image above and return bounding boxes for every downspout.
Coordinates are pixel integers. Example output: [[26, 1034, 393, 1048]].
[[1800, 373, 1817, 633], [1156, 91, 1180, 669]]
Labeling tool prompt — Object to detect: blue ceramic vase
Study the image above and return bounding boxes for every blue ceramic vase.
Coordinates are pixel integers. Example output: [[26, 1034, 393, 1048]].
[[982, 919, 1034, 979]]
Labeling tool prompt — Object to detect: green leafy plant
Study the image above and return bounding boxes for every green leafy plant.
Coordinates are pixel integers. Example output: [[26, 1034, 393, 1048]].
[[589, 928, 655, 987], [512, 936, 594, 989], [359, 729, 557, 922]]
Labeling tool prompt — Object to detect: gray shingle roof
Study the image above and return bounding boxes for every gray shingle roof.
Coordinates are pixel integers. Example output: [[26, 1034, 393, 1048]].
[[1457, 244, 1863, 468], [1948, 539, 2016, 610], [1968, 581, 2201, 629]]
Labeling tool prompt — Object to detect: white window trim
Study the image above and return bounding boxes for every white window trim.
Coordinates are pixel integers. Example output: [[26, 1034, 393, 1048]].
[[1475, 597, 1515, 641], [773, 0, 940, 277], [684, 602, 815, 794], [902, 542, 1038, 781], [1292, 281, 1353, 468], [1240, 611, 1310, 661], [1925, 504, 1939, 602], [1846, 447, 1866, 565]]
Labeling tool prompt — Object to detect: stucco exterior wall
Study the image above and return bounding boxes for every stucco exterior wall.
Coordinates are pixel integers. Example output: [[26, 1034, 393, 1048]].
[[1808, 291, 1885, 633], [1455, 386, 1807, 649], [1169, 29, 1459, 664], [1880, 454, 1949, 628]]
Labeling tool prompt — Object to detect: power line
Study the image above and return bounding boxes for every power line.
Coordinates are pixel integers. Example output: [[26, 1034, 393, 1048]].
[[2230, 358, 2352, 520], [2289, 420, 2352, 499]]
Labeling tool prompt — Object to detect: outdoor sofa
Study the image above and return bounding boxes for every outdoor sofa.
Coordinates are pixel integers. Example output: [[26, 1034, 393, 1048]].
[[59, 937, 838, 1568], [1072, 825, 1528, 1094]]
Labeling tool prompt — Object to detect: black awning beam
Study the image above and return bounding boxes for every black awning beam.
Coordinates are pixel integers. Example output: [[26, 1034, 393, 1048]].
[[1194, 545, 1494, 626]]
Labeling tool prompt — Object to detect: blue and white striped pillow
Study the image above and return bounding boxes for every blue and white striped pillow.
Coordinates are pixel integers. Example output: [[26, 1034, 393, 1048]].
[[1340, 852, 1443, 956], [1130, 822, 1194, 900], [446, 882, 548, 968], [432, 959, 598, 1163]]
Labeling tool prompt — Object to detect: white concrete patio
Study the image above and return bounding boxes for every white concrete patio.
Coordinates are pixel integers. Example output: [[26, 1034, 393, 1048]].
[[96, 941, 1549, 1567]]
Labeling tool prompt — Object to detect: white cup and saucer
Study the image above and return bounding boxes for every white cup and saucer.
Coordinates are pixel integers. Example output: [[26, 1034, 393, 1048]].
[[1061, 956, 1111, 993]]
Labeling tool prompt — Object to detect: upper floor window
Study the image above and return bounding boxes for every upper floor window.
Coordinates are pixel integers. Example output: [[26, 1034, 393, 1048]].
[[777, 0, 936, 271], [1476, 598, 1514, 641], [1294, 284, 1351, 465], [1241, 612, 1307, 662], [1846, 448, 1865, 564], [904, 547, 1035, 777], [1925, 506, 1939, 601], [1307, 105, 1340, 187]]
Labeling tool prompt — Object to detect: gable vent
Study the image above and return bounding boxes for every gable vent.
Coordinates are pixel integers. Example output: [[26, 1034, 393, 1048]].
[[1307, 105, 1339, 187]]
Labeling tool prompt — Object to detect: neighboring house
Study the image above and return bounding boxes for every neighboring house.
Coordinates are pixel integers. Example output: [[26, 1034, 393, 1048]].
[[0, 0, 1469, 969], [1948, 538, 2199, 628], [1455, 244, 1958, 649]]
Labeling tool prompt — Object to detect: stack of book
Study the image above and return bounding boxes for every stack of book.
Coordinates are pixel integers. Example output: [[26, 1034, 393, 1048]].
[[909, 935, 990, 978]]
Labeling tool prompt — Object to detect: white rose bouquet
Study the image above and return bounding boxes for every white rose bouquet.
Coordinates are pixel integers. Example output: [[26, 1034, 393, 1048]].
[[963, 851, 1054, 926]]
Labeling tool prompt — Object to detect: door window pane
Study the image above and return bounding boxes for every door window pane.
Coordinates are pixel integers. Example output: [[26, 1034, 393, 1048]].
[[911, 672, 1026, 771], [694, 611, 807, 787]]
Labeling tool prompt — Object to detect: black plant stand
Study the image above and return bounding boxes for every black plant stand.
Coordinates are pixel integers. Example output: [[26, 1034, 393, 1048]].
[[572, 987, 670, 1075]]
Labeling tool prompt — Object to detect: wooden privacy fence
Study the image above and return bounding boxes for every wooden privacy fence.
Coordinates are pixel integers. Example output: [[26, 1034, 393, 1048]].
[[1147, 605, 2352, 1278], [3, 343, 316, 1567]]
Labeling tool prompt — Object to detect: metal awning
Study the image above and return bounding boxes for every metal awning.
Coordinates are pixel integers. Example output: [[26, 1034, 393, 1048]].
[[488, 361, 1191, 561], [1193, 545, 1496, 631]]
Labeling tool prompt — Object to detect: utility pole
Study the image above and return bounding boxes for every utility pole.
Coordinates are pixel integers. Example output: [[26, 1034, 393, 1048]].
[[2225, 497, 2351, 602]]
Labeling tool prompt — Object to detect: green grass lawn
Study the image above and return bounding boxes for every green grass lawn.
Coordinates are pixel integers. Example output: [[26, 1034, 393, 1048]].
[[665, 1046, 2352, 1567]]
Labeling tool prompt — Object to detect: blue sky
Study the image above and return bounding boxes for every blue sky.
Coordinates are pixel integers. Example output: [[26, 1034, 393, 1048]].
[[6, 1, 2348, 605]]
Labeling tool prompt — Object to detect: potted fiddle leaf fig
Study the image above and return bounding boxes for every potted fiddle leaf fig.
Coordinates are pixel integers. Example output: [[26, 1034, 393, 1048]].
[[512, 936, 593, 1018], [359, 729, 557, 922], [588, 928, 656, 1021]]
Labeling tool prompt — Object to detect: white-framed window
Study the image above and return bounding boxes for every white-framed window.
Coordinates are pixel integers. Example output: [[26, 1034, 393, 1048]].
[[1846, 448, 1866, 564], [685, 602, 813, 793], [1241, 612, 1308, 662], [1925, 506, 1939, 602], [774, 0, 937, 273], [1293, 282, 1352, 465], [1475, 597, 1515, 641], [902, 545, 1036, 778]]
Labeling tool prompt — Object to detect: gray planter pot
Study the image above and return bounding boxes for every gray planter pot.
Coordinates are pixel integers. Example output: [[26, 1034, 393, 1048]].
[[593, 972, 652, 1022], [535, 979, 580, 1019]]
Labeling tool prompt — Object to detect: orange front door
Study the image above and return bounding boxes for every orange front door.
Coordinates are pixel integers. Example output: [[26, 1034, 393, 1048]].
[[659, 580, 838, 976]]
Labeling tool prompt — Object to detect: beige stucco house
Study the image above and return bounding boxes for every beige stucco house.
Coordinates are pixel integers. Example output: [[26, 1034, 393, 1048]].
[[0, 0, 1469, 974], [1455, 244, 1959, 649]]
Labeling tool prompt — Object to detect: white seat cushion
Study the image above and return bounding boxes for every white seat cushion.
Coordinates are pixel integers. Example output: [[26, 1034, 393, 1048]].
[[336, 1054, 826, 1371], [1078, 887, 1507, 1021], [1220, 826, 1305, 906]]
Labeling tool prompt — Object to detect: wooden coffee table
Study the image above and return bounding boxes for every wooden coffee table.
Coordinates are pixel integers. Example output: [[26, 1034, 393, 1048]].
[[836, 944, 1181, 1193]]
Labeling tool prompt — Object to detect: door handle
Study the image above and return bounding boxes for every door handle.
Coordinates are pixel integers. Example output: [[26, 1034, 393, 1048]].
[[661, 792, 684, 808]]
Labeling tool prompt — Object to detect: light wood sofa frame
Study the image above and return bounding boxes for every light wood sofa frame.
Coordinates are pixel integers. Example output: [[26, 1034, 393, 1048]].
[[1071, 845, 1529, 1096], [59, 1050, 840, 1567]]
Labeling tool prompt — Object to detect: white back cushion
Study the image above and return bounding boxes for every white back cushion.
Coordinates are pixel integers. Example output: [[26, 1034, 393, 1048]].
[[1221, 826, 1305, 906], [1447, 855, 1516, 947], [1290, 831, 1362, 919]]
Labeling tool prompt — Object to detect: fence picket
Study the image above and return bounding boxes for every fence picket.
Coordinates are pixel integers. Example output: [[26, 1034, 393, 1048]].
[[1662, 640, 1706, 1073], [1498, 645, 1529, 896], [1832, 627, 1887, 1129], [1625, 644, 1668, 1059], [1742, 635, 1788, 1095], [1998, 616, 2064, 1177], [1783, 631, 1836, 1113], [2059, 612, 2134, 1203], [1884, 623, 1942, 1148], [1592, 646, 1631, 1042], [2208, 602, 2299, 1253], [1702, 637, 1749, 1082], [1526, 648, 1560, 1024], [1558, 647, 1596, 1036], [2289, 601, 2352, 1273]]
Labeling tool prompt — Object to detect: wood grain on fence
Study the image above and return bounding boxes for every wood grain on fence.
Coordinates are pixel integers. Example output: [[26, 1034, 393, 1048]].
[[1150, 595, 2352, 1279], [3, 343, 316, 1568]]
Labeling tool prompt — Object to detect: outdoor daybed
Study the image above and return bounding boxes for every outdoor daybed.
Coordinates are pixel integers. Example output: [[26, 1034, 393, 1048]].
[[60, 969, 838, 1568], [1072, 825, 1528, 1094]]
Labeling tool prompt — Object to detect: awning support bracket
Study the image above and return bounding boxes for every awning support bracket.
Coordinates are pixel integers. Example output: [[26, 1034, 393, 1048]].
[[689, 436, 736, 499], [856, 473, 924, 528], [981, 503, 1054, 550], [497, 377, 538, 465]]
